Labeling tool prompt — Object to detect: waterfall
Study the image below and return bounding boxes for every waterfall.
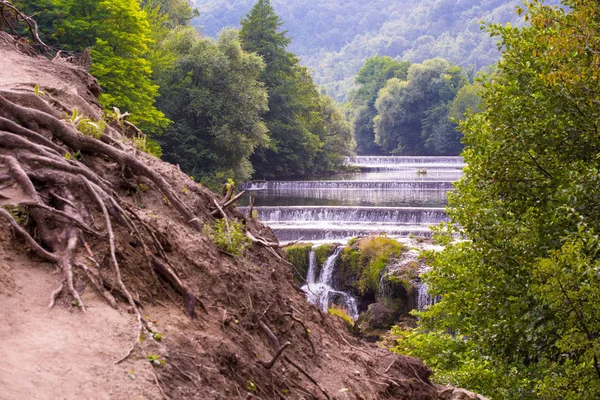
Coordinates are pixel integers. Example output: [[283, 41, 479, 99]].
[[240, 155, 463, 243], [415, 267, 440, 311], [301, 247, 359, 320], [250, 206, 448, 224], [306, 248, 318, 284], [347, 156, 465, 166]]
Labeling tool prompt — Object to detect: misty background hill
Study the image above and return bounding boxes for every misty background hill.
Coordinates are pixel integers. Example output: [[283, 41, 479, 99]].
[[192, 0, 558, 101]]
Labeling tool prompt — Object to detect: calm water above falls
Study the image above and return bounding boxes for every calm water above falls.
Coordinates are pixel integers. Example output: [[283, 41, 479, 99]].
[[242, 156, 463, 242]]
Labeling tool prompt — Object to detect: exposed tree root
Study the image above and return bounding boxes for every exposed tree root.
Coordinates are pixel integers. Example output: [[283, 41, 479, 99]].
[[282, 312, 316, 356], [0, 89, 208, 362], [258, 319, 330, 399]]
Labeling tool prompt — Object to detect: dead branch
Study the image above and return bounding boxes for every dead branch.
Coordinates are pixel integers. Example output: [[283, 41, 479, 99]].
[[245, 230, 280, 247], [0, 0, 53, 53]]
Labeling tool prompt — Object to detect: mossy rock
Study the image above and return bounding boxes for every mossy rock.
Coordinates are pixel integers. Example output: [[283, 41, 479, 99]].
[[334, 236, 406, 298], [283, 243, 313, 284]]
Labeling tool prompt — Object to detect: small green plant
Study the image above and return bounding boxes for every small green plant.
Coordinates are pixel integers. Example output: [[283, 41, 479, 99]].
[[147, 354, 166, 366], [251, 209, 259, 219], [105, 106, 130, 126], [34, 84, 45, 96], [3, 205, 29, 225], [205, 218, 250, 256], [247, 380, 257, 392], [64, 107, 105, 139]]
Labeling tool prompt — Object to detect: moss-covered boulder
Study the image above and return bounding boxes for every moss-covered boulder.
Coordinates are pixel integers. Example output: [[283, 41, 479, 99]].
[[333, 236, 406, 298]]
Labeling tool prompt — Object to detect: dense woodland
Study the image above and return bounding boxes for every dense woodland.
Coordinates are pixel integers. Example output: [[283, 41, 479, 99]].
[[193, 0, 560, 101]]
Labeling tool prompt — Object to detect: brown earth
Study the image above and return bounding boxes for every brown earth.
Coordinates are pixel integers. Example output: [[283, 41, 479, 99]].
[[0, 36, 485, 400]]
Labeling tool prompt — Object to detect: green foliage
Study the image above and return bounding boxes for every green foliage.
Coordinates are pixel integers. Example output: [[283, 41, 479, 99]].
[[339, 236, 405, 295], [205, 218, 250, 256], [351, 56, 410, 154], [374, 58, 468, 155], [156, 27, 269, 184], [401, 1, 600, 398], [64, 107, 105, 139], [14, 0, 169, 133], [133, 135, 163, 158], [193, 0, 562, 101], [448, 83, 485, 122], [240, 0, 354, 179], [283, 243, 313, 282]]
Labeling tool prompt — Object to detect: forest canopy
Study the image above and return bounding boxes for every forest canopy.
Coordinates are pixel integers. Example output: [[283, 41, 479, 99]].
[[193, 0, 561, 101]]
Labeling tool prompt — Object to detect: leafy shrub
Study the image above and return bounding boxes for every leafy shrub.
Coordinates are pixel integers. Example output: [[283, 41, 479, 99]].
[[204, 218, 250, 256]]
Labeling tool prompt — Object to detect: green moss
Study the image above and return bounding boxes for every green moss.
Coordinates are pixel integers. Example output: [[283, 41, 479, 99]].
[[314, 243, 336, 267], [284, 243, 313, 283], [338, 236, 406, 296]]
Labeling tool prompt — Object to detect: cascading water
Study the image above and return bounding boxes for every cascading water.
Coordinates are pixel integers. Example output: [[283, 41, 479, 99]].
[[301, 247, 359, 319], [415, 267, 440, 311], [241, 156, 463, 242]]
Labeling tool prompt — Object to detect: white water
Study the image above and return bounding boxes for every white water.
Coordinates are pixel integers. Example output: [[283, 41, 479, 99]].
[[415, 267, 440, 311], [302, 247, 359, 319]]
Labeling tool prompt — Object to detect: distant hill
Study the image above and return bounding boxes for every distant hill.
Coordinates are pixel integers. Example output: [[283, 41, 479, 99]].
[[193, 0, 560, 101]]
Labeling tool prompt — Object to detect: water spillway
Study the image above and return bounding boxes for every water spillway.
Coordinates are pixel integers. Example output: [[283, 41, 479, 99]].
[[242, 155, 463, 242], [242, 181, 455, 190], [250, 206, 448, 224]]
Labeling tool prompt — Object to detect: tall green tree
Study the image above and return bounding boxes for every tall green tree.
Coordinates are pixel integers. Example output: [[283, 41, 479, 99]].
[[156, 28, 269, 185], [14, 0, 168, 132], [374, 58, 467, 155], [240, 0, 351, 178], [395, 1, 600, 398], [351, 56, 410, 154]]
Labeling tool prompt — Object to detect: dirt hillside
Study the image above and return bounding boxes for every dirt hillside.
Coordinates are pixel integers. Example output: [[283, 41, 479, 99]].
[[0, 38, 484, 400]]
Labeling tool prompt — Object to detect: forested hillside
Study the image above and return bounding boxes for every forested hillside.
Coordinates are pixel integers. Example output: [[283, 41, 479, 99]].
[[193, 0, 559, 100]]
